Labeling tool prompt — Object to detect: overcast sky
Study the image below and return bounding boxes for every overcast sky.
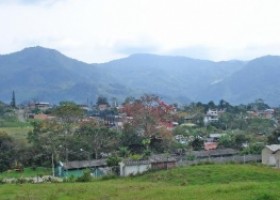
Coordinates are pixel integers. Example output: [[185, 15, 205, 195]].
[[1, 0, 280, 63]]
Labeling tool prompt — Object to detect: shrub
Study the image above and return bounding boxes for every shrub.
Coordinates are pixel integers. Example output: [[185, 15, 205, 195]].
[[130, 154, 143, 160], [0, 178, 5, 184], [76, 169, 92, 182], [101, 174, 118, 181], [63, 175, 76, 183], [187, 154, 195, 161], [16, 177, 27, 184], [256, 193, 276, 200]]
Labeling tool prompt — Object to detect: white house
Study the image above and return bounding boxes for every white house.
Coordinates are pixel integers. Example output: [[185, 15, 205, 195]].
[[204, 109, 219, 125], [262, 144, 280, 167]]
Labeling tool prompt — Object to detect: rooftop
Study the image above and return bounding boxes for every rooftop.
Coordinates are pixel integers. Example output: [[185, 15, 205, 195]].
[[61, 159, 107, 170], [265, 144, 280, 153]]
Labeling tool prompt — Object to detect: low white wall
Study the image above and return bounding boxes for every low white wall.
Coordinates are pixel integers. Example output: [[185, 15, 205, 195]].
[[120, 163, 151, 176]]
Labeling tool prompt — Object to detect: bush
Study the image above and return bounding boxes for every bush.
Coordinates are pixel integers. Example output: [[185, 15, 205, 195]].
[[256, 193, 276, 200], [187, 154, 195, 161], [101, 174, 118, 181], [16, 177, 27, 184], [107, 155, 121, 167], [143, 149, 151, 157], [76, 169, 92, 182], [63, 175, 76, 183], [130, 154, 143, 160], [0, 178, 5, 184]]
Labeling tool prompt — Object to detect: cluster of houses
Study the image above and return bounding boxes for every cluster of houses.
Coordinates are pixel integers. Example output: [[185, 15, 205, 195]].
[[11, 100, 280, 178], [175, 133, 224, 151], [247, 109, 275, 119]]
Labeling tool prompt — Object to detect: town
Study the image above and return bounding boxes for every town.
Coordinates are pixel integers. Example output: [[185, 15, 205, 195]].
[[1, 92, 280, 183]]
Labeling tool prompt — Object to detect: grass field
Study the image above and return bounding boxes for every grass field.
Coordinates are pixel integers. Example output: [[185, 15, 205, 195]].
[[1, 164, 280, 200], [0, 126, 32, 143]]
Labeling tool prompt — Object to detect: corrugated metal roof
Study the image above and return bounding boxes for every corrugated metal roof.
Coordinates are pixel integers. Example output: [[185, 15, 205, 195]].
[[149, 154, 176, 163], [193, 148, 238, 158], [265, 144, 280, 153], [62, 159, 107, 170], [121, 159, 150, 166]]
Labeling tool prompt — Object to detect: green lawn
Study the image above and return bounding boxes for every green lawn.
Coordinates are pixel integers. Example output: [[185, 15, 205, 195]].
[[1, 164, 280, 200], [0, 126, 32, 143]]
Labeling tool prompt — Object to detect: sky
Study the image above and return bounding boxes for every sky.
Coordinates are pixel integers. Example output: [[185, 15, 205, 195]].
[[1, 0, 280, 63]]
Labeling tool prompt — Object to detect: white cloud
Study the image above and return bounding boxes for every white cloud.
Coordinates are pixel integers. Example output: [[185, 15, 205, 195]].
[[1, 0, 280, 62]]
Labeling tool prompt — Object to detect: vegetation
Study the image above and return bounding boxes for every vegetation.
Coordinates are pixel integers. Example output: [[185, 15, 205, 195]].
[[1, 164, 280, 199], [0, 95, 279, 175], [0, 167, 51, 179], [1, 94, 280, 199]]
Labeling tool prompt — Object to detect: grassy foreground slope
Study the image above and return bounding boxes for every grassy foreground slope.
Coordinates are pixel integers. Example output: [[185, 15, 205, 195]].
[[1, 164, 280, 200]]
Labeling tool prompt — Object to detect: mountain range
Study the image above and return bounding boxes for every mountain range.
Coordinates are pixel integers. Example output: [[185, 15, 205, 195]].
[[0, 46, 280, 106]]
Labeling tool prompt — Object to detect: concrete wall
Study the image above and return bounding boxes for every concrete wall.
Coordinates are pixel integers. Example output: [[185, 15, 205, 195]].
[[119, 162, 151, 176], [275, 151, 280, 168], [262, 148, 276, 166]]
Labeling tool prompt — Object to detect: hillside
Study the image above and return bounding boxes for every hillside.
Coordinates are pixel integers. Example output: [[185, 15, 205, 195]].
[[0, 47, 129, 103], [200, 56, 280, 105], [95, 54, 245, 103], [1, 164, 280, 199], [1, 46, 280, 105]]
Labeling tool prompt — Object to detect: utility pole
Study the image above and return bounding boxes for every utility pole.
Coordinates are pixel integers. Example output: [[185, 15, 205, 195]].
[[52, 153, 55, 177]]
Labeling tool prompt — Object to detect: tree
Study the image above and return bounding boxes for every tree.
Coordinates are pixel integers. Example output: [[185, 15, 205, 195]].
[[54, 101, 84, 124], [219, 134, 234, 148], [218, 99, 231, 110], [191, 136, 204, 151], [234, 133, 250, 149], [53, 101, 84, 161], [76, 121, 119, 159], [120, 123, 144, 153], [122, 94, 172, 138], [10, 91, 16, 108], [27, 120, 64, 171], [207, 101, 216, 110], [0, 131, 16, 172], [121, 94, 174, 153], [219, 112, 235, 130], [247, 99, 270, 111], [183, 102, 205, 126], [268, 127, 280, 144], [118, 147, 130, 158], [96, 96, 109, 106], [106, 153, 121, 174]]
